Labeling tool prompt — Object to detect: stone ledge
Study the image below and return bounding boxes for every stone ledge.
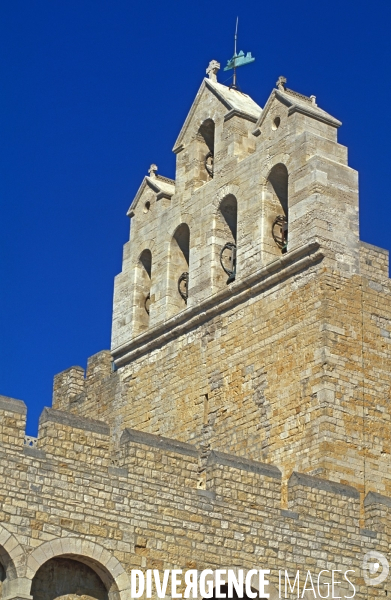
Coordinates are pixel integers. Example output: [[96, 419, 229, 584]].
[[281, 509, 299, 520], [112, 240, 323, 367], [360, 528, 377, 539], [0, 395, 26, 415], [39, 407, 110, 436], [360, 240, 389, 255], [207, 450, 282, 480], [23, 446, 46, 459], [120, 428, 199, 457], [54, 364, 85, 375], [289, 472, 359, 499], [196, 489, 216, 500], [108, 466, 128, 478], [224, 108, 258, 124], [364, 491, 391, 509]]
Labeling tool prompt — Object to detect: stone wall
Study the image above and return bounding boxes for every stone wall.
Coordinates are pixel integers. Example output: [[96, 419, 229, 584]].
[[3, 74, 391, 599], [0, 393, 390, 598], [51, 242, 391, 502]]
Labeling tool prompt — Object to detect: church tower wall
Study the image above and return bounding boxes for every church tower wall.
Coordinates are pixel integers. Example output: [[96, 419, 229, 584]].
[[2, 68, 391, 597]]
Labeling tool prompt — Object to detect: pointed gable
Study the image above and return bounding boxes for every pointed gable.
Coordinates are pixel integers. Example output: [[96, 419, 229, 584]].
[[127, 175, 175, 217], [173, 78, 262, 153], [252, 86, 341, 137]]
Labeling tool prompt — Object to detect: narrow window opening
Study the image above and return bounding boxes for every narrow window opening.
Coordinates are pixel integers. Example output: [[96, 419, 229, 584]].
[[272, 116, 281, 130], [203, 393, 209, 425]]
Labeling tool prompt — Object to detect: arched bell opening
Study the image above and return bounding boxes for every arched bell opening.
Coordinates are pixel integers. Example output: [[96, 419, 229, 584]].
[[195, 119, 215, 187], [214, 194, 238, 287], [167, 223, 190, 318], [264, 163, 289, 257], [133, 248, 152, 335], [30, 556, 113, 600]]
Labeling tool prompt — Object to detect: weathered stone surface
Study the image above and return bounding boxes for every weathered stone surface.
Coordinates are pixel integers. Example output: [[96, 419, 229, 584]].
[[2, 71, 391, 598]]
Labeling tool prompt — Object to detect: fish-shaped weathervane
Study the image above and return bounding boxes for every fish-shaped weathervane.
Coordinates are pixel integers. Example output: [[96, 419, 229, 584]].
[[224, 18, 255, 89]]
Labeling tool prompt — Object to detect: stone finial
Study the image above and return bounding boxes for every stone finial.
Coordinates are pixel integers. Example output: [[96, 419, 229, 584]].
[[206, 60, 220, 83], [276, 76, 287, 91], [148, 164, 158, 178], [310, 95, 317, 106]]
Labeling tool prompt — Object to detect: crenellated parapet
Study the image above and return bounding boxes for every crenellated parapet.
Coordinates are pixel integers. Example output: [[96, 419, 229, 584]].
[[1, 392, 391, 597], [51, 350, 115, 421], [0, 393, 386, 532], [0, 395, 26, 449]]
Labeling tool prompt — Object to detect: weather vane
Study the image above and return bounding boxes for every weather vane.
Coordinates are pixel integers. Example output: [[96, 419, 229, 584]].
[[224, 17, 255, 89]]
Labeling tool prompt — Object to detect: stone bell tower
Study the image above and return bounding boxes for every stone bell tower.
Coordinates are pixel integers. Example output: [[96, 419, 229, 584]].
[[60, 61, 390, 502], [4, 60, 391, 600]]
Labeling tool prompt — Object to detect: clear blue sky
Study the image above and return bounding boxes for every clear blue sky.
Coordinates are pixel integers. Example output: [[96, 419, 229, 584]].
[[1, 0, 390, 434]]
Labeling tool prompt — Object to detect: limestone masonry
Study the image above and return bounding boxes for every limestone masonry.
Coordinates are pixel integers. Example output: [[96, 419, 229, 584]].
[[2, 63, 391, 599]]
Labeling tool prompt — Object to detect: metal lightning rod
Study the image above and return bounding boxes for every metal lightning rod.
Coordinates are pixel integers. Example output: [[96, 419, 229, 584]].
[[233, 17, 238, 89]]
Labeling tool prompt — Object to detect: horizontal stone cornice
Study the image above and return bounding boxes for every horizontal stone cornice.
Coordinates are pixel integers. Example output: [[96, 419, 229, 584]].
[[120, 427, 199, 457], [112, 240, 323, 368], [289, 471, 359, 499], [208, 450, 282, 479], [0, 395, 26, 415], [39, 407, 110, 435], [224, 108, 258, 123], [364, 491, 391, 509]]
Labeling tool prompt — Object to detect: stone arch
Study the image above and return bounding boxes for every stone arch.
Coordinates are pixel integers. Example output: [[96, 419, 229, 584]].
[[26, 538, 131, 600], [212, 184, 240, 211], [261, 152, 292, 178], [0, 524, 24, 581], [167, 223, 191, 317], [31, 557, 109, 600], [0, 525, 26, 600], [166, 212, 195, 239]]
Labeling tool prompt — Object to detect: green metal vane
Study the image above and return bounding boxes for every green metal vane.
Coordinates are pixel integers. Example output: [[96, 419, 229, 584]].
[[224, 18, 255, 89]]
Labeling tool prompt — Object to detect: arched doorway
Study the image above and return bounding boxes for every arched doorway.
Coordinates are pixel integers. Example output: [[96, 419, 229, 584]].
[[0, 531, 22, 600], [0, 560, 5, 599], [31, 556, 109, 600], [26, 538, 130, 600]]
